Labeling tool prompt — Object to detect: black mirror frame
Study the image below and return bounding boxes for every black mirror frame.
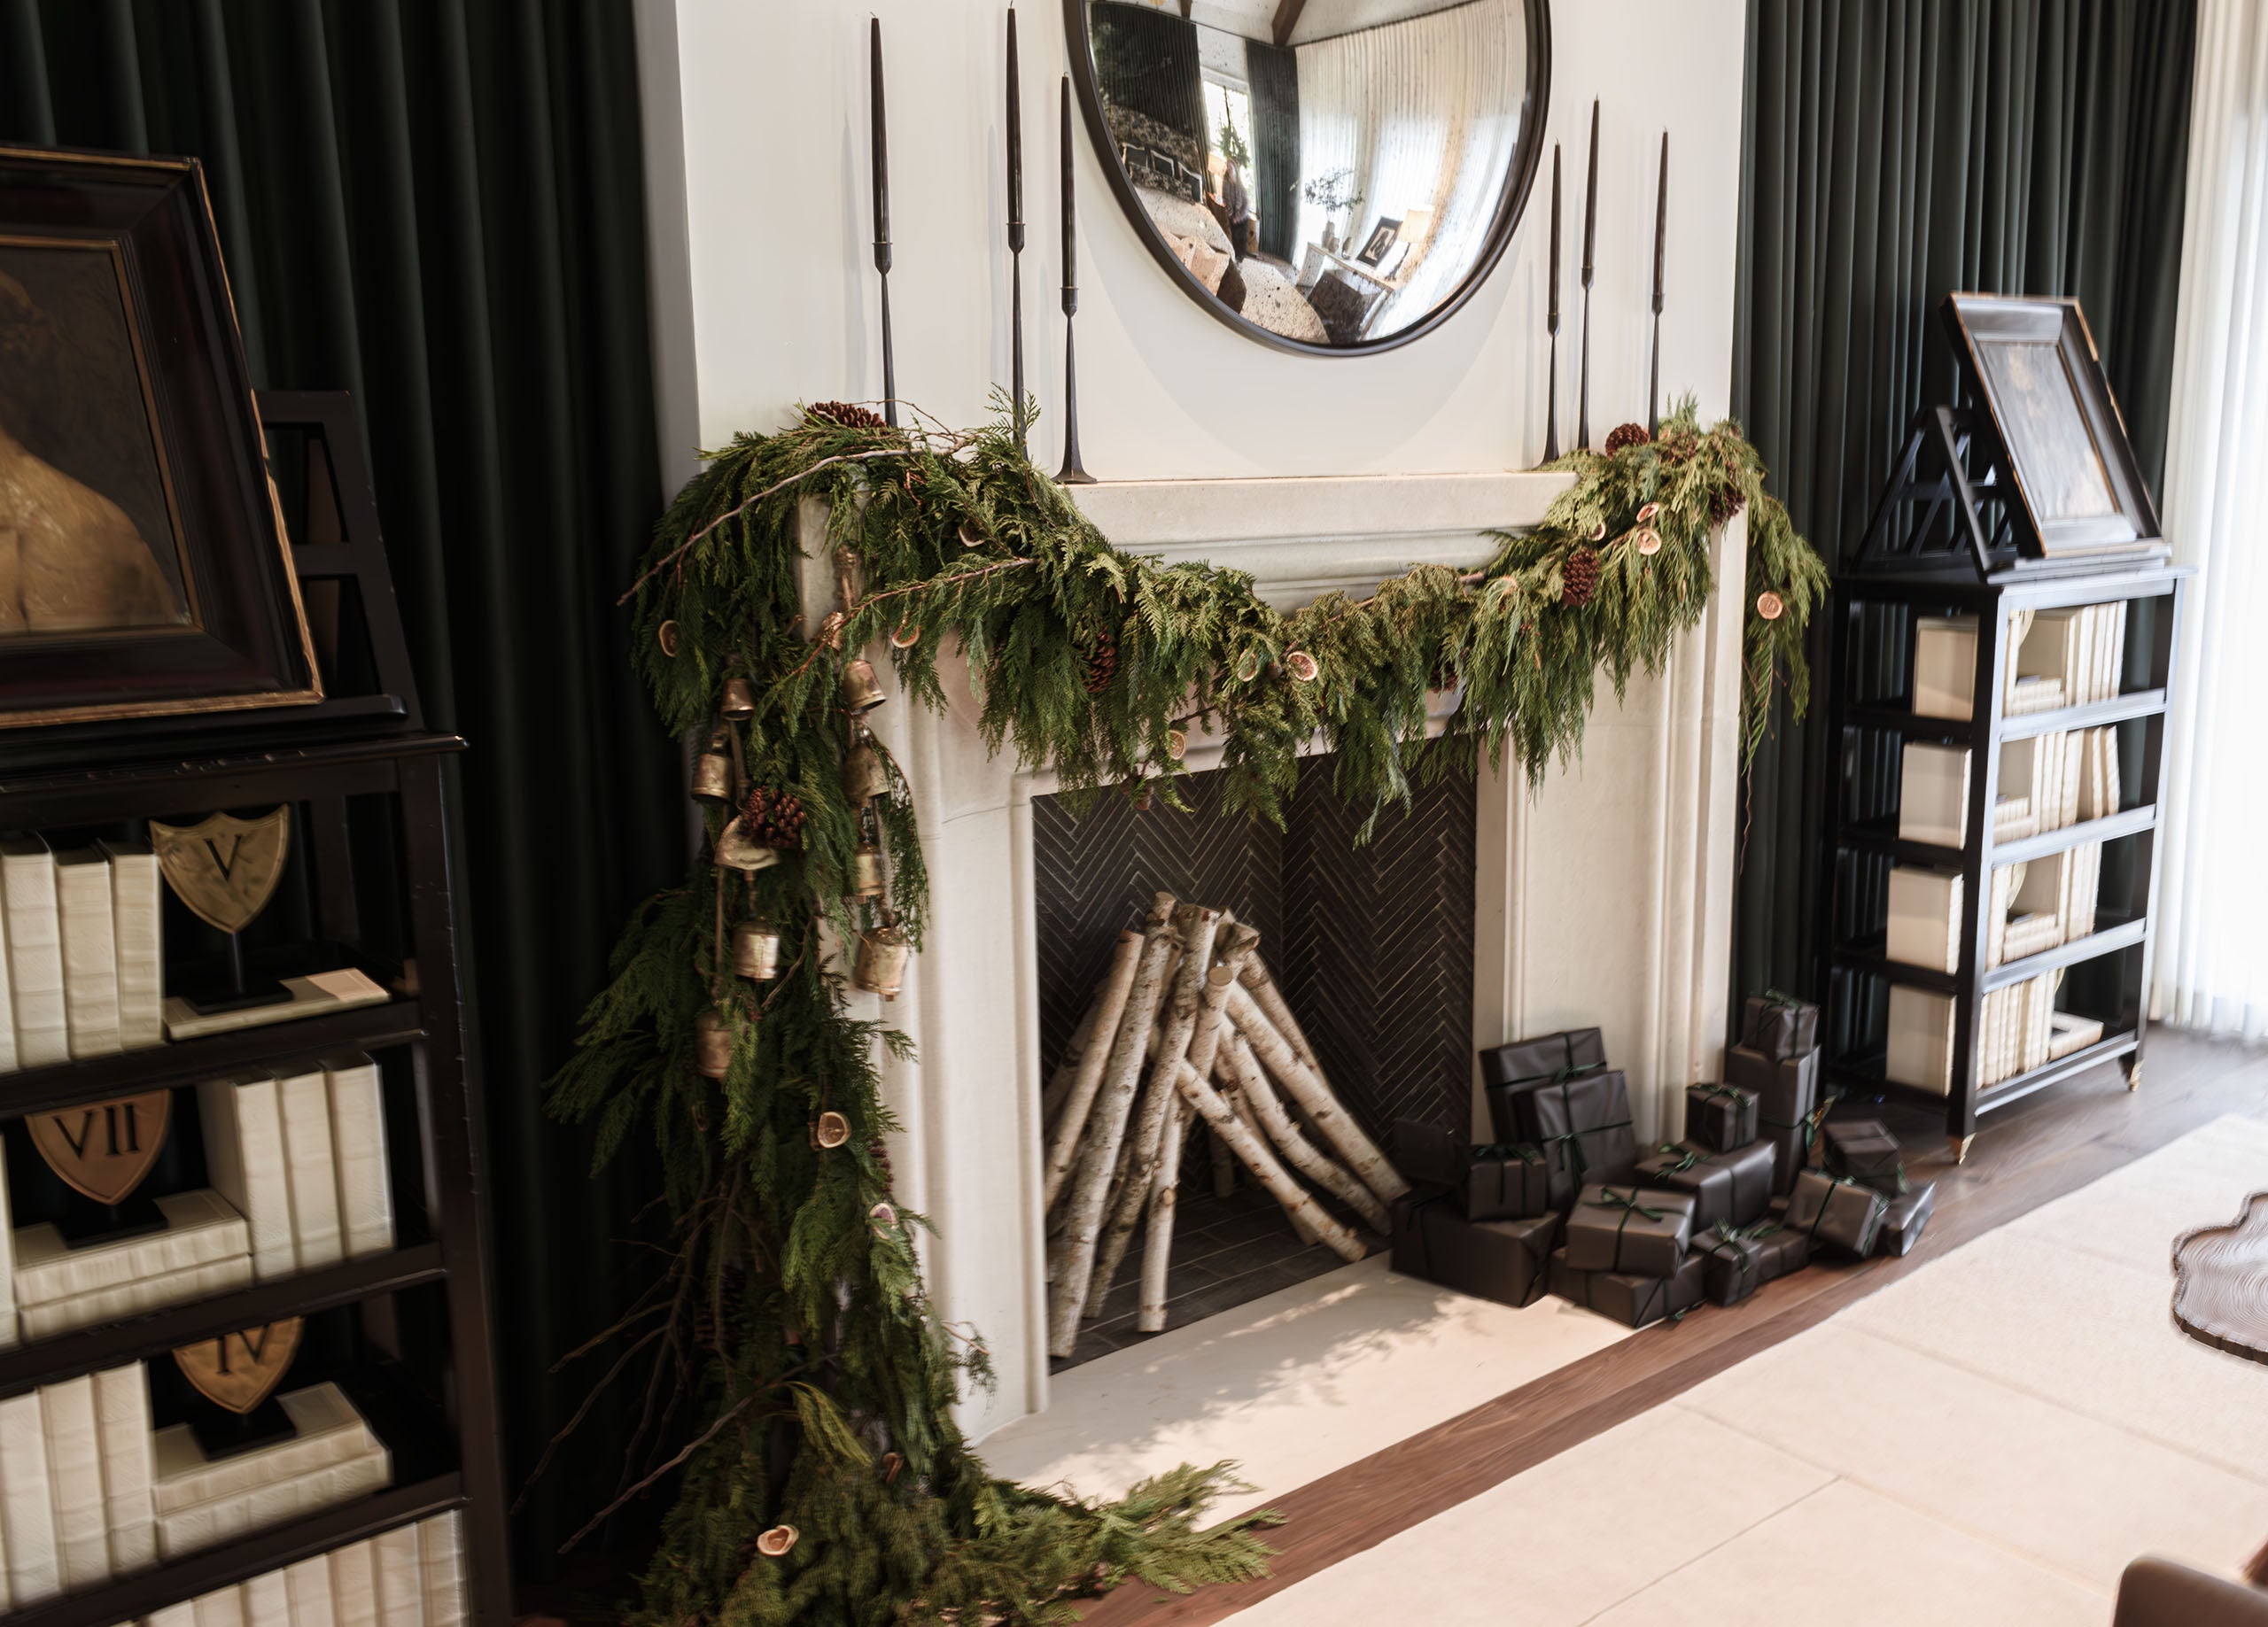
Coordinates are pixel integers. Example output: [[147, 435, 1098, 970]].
[[1062, 0, 1552, 358]]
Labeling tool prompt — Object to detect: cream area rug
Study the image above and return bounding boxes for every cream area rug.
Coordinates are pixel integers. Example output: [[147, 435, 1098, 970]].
[[1221, 1111, 2268, 1625]]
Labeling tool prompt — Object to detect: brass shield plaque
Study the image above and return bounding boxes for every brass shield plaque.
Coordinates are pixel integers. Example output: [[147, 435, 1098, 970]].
[[29, 1090, 170, 1205], [174, 1318, 303, 1414], [151, 808, 291, 934]]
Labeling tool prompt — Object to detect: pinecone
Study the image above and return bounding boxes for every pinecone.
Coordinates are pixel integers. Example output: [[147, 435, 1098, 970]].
[[1083, 624, 1118, 694], [742, 786, 808, 848], [806, 400, 887, 431], [1708, 478, 1747, 527], [1604, 422, 1651, 454], [1561, 545, 1603, 608]]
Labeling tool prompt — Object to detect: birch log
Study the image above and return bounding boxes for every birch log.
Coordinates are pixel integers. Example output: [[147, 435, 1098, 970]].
[[1172, 1059, 1364, 1262], [1041, 931, 1144, 1206], [1239, 959, 1324, 1075], [1137, 951, 1258, 1329], [1227, 981, 1409, 1204], [1047, 895, 1178, 1354], [1222, 1034, 1387, 1228]]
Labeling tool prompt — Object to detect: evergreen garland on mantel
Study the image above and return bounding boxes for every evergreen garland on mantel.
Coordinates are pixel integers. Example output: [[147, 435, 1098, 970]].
[[548, 400, 1827, 1626]]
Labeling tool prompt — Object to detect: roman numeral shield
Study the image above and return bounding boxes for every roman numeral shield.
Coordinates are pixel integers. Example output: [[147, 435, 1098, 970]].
[[175, 1317, 303, 1414], [28, 1089, 170, 1205], [150, 808, 291, 934]]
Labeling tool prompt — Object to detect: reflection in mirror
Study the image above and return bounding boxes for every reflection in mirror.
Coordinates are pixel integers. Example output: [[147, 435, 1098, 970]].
[[1075, 0, 1545, 353]]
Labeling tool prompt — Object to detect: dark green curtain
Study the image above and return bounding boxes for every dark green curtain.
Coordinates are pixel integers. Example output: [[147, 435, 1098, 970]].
[[1247, 39, 1300, 260], [1090, 1, 1209, 176], [1730, 0, 2196, 1011], [0, 0, 680, 1584]]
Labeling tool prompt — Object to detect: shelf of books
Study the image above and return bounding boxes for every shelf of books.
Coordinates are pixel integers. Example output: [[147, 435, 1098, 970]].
[[0, 395, 509, 1627], [1817, 561, 2190, 1158]]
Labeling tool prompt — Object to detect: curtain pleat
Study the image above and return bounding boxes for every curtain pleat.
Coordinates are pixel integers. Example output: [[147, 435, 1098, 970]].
[[1731, 0, 2197, 1023], [0, 0, 680, 1579]]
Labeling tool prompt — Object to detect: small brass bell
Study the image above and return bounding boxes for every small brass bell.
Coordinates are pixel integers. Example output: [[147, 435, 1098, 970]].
[[733, 918, 782, 981], [720, 676, 757, 718], [840, 657, 887, 714], [850, 841, 886, 898], [852, 922, 910, 998], [691, 731, 734, 804], [715, 817, 779, 874], [843, 735, 887, 804], [694, 1008, 733, 1079]]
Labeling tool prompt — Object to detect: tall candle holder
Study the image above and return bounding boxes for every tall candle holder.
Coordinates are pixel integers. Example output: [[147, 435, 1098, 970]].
[[1006, 4, 1027, 452], [1577, 97, 1599, 452], [870, 18, 897, 427], [1056, 74, 1094, 484]]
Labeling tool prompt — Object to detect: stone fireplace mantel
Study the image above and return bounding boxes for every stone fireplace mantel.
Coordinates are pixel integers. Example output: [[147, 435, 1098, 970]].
[[806, 473, 1745, 1445]]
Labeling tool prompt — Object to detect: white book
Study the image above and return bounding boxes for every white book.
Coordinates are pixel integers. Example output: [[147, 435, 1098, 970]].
[[2048, 1010, 2105, 1059], [1913, 616, 1977, 719], [1986, 863, 2023, 966], [98, 841, 163, 1051], [153, 1383, 377, 1515], [3, 836, 67, 1068], [157, 1444, 389, 1560], [286, 1553, 338, 1627], [1899, 742, 1970, 847], [164, 970, 389, 1043], [43, 1373, 110, 1589], [1886, 867, 1963, 973], [2011, 850, 2075, 945], [330, 1539, 381, 1627], [1992, 793, 2035, 841], [419, 1512, 466, 1627], [244, 1567, 291, 1627], [54, 848, 120, 1060], [19, 1255, 256, 1342], [2019, 608, 2083, 693], [0, 1388, 59, 1604], [324, 1055, 395, 1259], [198, 1073, 297, 1278], [148, 1604, 198, 1627], [372, 1523, 423, 1627], [2108, 602, 2128, 695], [1886, 986, 1955, 1096], [14, 1187, 252, 1309], [2006, 673, 2065, 716], [277, 1070, 344, 1271], [93, 1364, 155, 1577], [192, 1584, 247, 1627]]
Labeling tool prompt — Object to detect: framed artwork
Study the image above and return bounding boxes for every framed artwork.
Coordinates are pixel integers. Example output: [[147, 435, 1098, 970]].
[[1355, 215, 1402, 267], [0, 146, 319, 728], [1939, 293, 2162, 560]]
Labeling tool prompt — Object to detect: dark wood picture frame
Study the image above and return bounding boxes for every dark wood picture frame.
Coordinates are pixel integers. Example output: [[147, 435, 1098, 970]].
[[1939, 293, 2162, 560], [1355, 215, 1402, 268], [0, 146, 320, 728]]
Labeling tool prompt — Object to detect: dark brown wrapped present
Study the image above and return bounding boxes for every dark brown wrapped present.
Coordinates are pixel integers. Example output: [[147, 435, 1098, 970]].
[[1393, 1120, 1552, 1221], [1822, 1118, 1907, 1197], [1683, 1081, 1759, 1153], [1547, 1247, 1705, 1329], [1565, 1184, 1697, 1276], [1876, 1179, 1937, 1257], [1786, 1170, 1889, 1257], [1741, 991, 1820, 1059], [1510, 1066, 1640, 1206], [1728, 1043, 1821, 1197], [1479, 1027, 1608, 1143], [1634, 1139, 1775, 1230], [1390, 1189, 1560, 1308], [1689, 1221, 1811, 1305]]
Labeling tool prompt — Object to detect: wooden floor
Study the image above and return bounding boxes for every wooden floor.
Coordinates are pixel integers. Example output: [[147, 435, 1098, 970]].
[[1076, 1027, 2268, 1624]]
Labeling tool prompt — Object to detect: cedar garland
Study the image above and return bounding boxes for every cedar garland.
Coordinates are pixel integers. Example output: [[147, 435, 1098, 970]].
[[546, 397, 1825, 1626]]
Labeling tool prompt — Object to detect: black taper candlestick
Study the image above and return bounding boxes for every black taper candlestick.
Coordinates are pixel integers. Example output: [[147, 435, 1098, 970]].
[[1007, 5, 1027, 451], [870, 17, 897, 427], [1577, 97, 1598, 452], [1056, 75, 1094, 484], [1544, 143, 1561, 462], [1649, 130, 1667, 436]]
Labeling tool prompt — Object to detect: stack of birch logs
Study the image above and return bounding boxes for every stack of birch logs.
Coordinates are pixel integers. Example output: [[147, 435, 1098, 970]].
[[1041, 893, 1410, 1357]]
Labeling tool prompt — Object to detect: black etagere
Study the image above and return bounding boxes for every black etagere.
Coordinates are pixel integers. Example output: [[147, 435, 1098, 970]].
[[0, 395, 509, 1627]]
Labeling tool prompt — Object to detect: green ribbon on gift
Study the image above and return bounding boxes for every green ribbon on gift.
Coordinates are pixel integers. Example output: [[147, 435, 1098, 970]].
[[1689, 1081, 1757, 1108], [1646, 1144, 1706, 1177], [1470, 1143, 1545, 1210], [1793, 1174, 1879, 1247], [1582, 1185, 1667, 1271], [1759, 987, 1807, 1012], [1534, 1068, 1628, 1183]]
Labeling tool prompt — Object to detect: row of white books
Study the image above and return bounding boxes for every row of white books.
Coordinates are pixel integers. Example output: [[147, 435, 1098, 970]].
[[1884, 845, 2104, 976], [0, 1059, 394, 1348], [1887, 972, 2100, 1095], [1899, 729, 2122, 849], [1912, 601, 2129, 723], [0, 1366, 389, 1610], [0, 839, 162, 1073], [144, 1511, 463, 1627]]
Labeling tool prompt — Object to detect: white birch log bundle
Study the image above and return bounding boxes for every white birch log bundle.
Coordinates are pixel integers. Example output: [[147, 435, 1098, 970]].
[[1041, 931, 1143, 1205], [1192, 937, 1254, 1202], [1172, 1059, 1364, 1262], [1047, 895, 1179, 1355], [1222, 1033, 1387, 1228], [1239, 958, 1324, 1075], [1227, 980, 1409, 1204], [1137, 1099, 1190, 1331]]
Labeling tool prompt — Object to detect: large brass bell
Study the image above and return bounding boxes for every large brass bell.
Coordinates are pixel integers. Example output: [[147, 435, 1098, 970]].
[[733, 918, 782, 981], [695, 1008, 733, 1078], [840, 657, 887, 715], [843, 733, 887, 804], [691, 730, 734, 804], [850, 841, 885, 898], [720, 676, 757, 719], [852, 922, 910, 998]]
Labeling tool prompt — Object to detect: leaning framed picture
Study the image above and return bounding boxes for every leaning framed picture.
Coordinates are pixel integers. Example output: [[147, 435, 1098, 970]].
[[0, 145, 320, 728], [1355, 215, 1402, 267], [1939, 292, 2162, 560]]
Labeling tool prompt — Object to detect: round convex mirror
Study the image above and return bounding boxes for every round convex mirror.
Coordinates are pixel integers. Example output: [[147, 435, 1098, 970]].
[[1066, 0, 1550, 355]]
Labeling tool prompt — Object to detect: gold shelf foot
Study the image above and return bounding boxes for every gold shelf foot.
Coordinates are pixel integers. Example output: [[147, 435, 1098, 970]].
[[1950, 1134, 1975, 1166], [2126, 1062, 2143, 1092]]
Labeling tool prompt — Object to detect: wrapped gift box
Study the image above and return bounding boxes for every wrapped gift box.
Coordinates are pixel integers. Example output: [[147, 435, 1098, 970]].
[[1509, 1066, 1641, 1206], [1876, 1179, 1938, 1257], [1728, 1043, 1820, 1197], [1565, 1184, 1697, 1276], [1479, 1027, 1608, 1143], [1390, 1190, 1560, 1309], [1635, 1139, 1775, 1231], [1690, 1221, 1811, 1305], [1741, 992, 1821, 1059], [1548, 1247, 1706, 1329], [1393, 1120, 1551, 1221], [1786, 1170, 1889, 1257], [1683, 1082, 1759, 1153], [1822, 1118, 1907, 1197]]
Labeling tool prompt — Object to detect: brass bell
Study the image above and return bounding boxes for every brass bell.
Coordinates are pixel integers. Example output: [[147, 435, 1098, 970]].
[[733, 918, 782, 980], [843, 735, 887, 804], [850, 841, 886, 898], [694, 1008, 733, 1079], [715, 817, 779, 874], [851, 922, 909, 998], [691, 732, 734, 804], [840, 657, 887, 714], [720, 675, 757, 718]]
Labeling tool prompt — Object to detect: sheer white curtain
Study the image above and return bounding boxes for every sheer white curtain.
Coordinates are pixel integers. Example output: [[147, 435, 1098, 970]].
[[2154, 0, 2268, 1041]]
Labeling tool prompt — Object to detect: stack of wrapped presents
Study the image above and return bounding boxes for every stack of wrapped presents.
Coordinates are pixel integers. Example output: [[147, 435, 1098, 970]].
[[1390, 993, 1939, 1328]]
